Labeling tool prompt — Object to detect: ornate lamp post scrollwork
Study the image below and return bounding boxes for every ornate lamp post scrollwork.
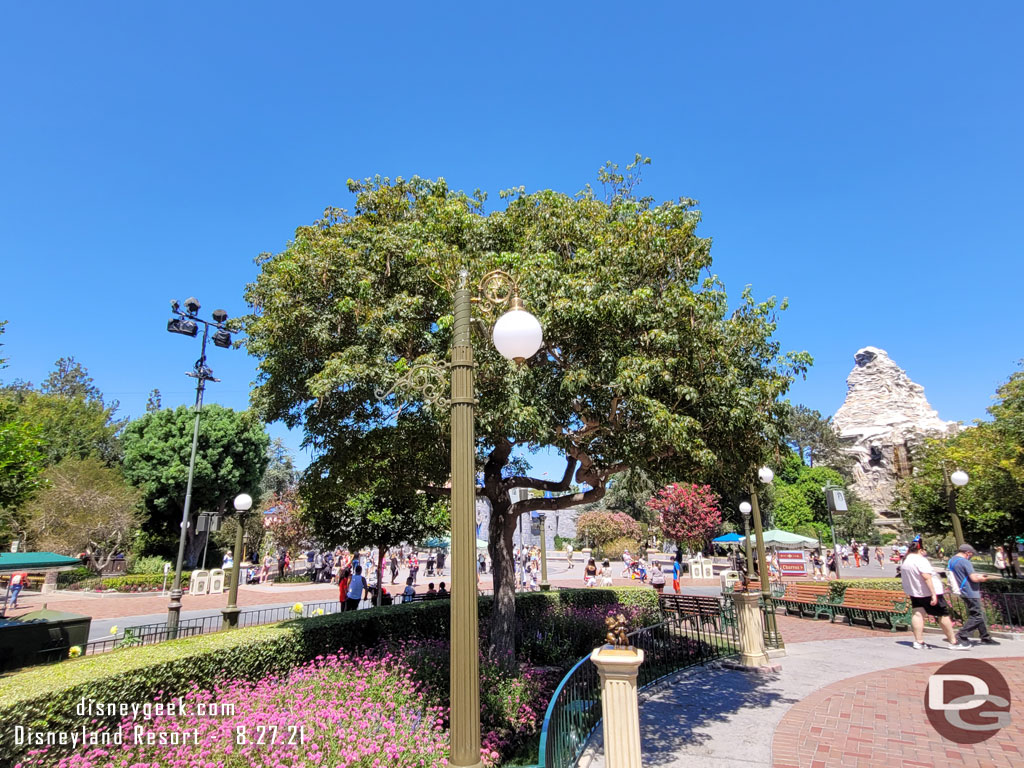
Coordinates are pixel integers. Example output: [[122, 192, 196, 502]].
[[376, 267, 543, 768], [375, 361, 451, 409]]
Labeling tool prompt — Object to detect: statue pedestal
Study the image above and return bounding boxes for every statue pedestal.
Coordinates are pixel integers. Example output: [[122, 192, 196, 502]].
[[591, 645, 644, 768], [733, 591, 773, 668]]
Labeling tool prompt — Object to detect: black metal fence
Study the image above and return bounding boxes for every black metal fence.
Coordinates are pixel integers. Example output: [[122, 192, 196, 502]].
[[84, 599, 349, 657], [933, 591, 1024, 633]]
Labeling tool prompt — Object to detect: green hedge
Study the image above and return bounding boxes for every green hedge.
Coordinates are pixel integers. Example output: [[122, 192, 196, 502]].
[[62, 572, 194, 592], [0, 586, 654, 765]]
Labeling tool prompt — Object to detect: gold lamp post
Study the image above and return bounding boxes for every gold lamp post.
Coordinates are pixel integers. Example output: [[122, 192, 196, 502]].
[[749, 466, 774, 594], [748, 465, 782, 647], [739, 501, 754, 575], [221, 493, 253, 629], [947, 469, 968, 548], [379, 269, 543, 768]]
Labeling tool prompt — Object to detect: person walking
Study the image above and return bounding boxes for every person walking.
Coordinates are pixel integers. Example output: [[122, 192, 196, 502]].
[[874, 546, 884, 568], [826, 549, 837, 580], [672, 555, 682, 593], [900, 540, 968, 650], [409, 553, 419, 585], [584, 558, 598, 587], [650, 564, 666, 594], [948, 544, 1000, 646], [8, 571, 28, 608], [345, 565, 369, 612], [390, 552, 399, 584], [566, 543, 574, 569], [994, 545, 1009, 578]]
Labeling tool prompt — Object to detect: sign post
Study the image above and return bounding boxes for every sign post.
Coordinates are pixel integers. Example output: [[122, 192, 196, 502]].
[[823, 485, 847, 580]]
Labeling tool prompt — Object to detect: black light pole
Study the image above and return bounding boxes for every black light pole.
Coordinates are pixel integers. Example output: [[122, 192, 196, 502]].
[[165, 297, 233, 636]]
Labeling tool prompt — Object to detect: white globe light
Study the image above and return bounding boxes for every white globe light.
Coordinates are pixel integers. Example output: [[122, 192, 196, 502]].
[[758, 466, 774, 484], [492, 308, 543, 362], [739, 501, 752, 516], [234, 493, 253, 512], [950, 470, 969, 488]]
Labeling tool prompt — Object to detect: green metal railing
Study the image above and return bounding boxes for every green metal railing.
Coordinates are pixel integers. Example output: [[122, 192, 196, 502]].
[[533, 604, 743, 768]]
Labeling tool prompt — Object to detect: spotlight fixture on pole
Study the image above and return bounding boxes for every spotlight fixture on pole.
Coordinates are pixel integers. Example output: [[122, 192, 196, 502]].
[[164, 296, 234, 637]]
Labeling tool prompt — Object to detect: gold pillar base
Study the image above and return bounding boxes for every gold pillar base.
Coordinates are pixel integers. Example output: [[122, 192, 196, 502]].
[[591, 645, 645, 768], [733, 592, 772, 667]]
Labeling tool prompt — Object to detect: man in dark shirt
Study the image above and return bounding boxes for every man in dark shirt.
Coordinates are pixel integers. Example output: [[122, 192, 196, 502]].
[[948, 543, 1000, 645]]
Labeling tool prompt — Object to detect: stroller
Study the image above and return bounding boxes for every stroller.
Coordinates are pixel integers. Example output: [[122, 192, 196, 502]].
[[628, 560, 648, 583]]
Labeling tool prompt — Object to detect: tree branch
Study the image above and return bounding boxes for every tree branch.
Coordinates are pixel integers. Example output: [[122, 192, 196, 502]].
[[501, 456, 576, 493]]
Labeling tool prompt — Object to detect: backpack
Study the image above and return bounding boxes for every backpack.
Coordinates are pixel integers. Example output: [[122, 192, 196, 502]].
[[946, 557, 968, 595]]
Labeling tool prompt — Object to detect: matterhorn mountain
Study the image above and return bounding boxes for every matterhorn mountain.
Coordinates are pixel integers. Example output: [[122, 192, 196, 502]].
[[832, 347, 959, 528]]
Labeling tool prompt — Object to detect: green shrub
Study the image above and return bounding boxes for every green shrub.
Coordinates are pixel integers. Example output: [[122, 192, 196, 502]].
[[55, 566, 96, 588], [127, 555, 170, 574], [601, 537, 642, 560], [553, 535, 577, 551], [0, 586, 653, 765]]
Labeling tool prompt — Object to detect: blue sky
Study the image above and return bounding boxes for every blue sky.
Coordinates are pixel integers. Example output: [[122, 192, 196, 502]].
[[2, 3, 1022, 478]]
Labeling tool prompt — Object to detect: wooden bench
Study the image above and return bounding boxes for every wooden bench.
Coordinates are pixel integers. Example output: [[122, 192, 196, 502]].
[[779, 583, 833, 620], [829, 588, 911, 631], [658, 593, 725, 630]]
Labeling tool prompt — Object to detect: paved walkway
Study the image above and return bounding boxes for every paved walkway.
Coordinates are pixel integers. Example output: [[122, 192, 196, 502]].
[[582, 617, 1024, 768]]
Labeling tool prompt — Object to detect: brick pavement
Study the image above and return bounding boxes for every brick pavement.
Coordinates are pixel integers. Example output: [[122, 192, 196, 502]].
[[771, 657, 1024, 768], [774, 612, 909, 644]]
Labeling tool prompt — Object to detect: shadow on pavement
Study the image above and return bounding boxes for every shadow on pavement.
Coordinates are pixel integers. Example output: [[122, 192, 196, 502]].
[[636, 666, 798, 766]]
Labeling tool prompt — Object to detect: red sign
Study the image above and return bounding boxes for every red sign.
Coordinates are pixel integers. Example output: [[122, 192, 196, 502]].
[[777, 550, 807, 576]]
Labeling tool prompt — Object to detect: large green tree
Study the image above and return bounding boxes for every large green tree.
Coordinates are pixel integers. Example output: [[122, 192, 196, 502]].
[[766, 448, 875, 544], [0, 402, 47, 545], [782, 402, 848, 472], [242, 163, 811, 660], [22, 457, 142, 568], [1, 357, 124, 466], [894, 367, 1024, 546], [121, 404, 270, 565]]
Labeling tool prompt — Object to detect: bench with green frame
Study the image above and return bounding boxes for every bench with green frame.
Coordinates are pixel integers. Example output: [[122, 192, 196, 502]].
[[778, 583, 834, 620], [827, 588, 912, 631], [658, 593, 726, 631]]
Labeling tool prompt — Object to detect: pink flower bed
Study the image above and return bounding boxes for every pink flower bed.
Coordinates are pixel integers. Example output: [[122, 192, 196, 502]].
[[18, 650, 455, 768], [17, 640, 559, 768]]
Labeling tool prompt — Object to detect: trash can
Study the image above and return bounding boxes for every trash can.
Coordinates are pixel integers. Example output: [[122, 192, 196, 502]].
[[189, 570, 210, 595], [720, 569, 740, 593], [0, 605, 92, 671]]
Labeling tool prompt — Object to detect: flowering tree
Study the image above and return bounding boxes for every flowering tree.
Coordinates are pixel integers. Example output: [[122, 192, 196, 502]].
[[575, 510, 642, 548], [647, 483, 722, 549], [263, 491, 314, 557]]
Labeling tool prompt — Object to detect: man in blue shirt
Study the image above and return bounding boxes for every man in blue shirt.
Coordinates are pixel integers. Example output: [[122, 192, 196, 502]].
[[948, 543, 1000, 646]]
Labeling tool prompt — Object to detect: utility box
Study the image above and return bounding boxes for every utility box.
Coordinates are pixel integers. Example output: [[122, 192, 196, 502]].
[[0, 606, 92, 671]]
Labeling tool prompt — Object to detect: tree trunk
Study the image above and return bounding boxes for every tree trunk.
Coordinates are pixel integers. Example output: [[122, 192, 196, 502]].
[[487, 496, 518, 665]]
